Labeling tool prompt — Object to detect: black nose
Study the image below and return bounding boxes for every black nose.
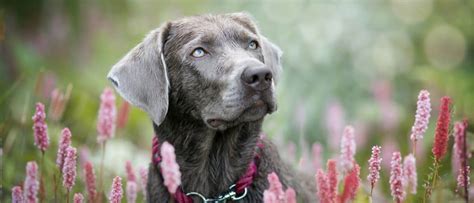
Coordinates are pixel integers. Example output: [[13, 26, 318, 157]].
[[241, 66, 273, 91]]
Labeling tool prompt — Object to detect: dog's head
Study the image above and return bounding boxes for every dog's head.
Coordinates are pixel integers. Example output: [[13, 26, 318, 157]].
[[107, 13, 282, 130]]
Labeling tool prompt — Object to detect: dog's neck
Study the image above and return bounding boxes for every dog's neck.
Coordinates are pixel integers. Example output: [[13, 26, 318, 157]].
[[152, 109, 262, 197]]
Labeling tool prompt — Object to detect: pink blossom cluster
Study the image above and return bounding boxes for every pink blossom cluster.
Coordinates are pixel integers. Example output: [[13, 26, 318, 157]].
[[263, 172, 297, 203], [160, 141, 182, 194], [109, 176, 123, 203], [390, 152, 405, 203], [84, 161, 97, 203], [97, 87, 117, 144], [367, 146, 382, 190], [410, 90, 431, 141], [11, 186, 24, 203], [24, 161, 39, 203], [32, 103, 50, 152], [340, 125, 356, 173], [73, 193, 84, 203], [62, 146, 77, 191], [340, 164, 360, 203], [403, 154, 417, 194], [139, 167, 149, 199], [125, 161, 138, 203], [56, 128, 72, 171]]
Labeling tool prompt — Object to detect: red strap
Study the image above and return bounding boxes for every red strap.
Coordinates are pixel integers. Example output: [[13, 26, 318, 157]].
[[151, 136, 263, 202]]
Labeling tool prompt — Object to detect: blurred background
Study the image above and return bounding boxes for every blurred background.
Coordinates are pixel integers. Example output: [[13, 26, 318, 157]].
[[1, 0, 473, 202]]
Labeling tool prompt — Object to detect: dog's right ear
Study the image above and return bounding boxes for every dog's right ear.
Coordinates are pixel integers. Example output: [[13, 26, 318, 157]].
[[107, 23, 171, 126]]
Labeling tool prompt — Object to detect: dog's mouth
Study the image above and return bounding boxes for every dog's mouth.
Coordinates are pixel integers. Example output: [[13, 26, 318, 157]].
[[205, 99, 273, 130]]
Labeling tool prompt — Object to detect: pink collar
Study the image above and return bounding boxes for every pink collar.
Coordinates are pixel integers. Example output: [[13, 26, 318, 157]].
[[152, 136, 263, 203]]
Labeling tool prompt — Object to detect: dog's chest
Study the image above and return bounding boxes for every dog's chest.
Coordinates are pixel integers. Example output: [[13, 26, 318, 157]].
[[180, 151, 250, 197]]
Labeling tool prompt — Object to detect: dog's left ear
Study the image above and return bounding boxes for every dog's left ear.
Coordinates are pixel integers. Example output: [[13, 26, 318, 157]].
[[107, 23, 171, 125], [261, 37, 283, 85]]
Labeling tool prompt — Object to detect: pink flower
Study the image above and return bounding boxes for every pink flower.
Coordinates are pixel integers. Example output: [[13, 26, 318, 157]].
[[316, 169, 330, 203], [126, 181, 138, 203], [97, 87, 116, 144], [367, 146, 382, 191], [312, 143, 323, 170], [160, 141, 182, 194], [56, 128, 72, 171], [84, 161, 97, 203], [73, 193, 84, 203], [390, 152, 405, 203], [125, 160, 136, 182], [79, 147, 90, 167], [340, 125, 356, 173], [453, 120, 470, 191], [12, 186, 24, 203], [49, 84, 72, 121], [340, 164, 360, 203], [457, 166, 470, 189], [410, 90, 431, 141], [24, 161, 39, 203], [263, 190, 278, 203], [403, 154, 417, 194], [62, 146, 77, 191], [285, 187, 297, 203], [266, 172, 284, 200], [325, 100, 345, 151], [432, 97, 452, 161], [453, 121, 469, 173], [109, 176, 123, 203], [32, 103, 49, 152], [139, 167, 148, 199], [326, 159, 338, 202], [117, 101, 130, 129]]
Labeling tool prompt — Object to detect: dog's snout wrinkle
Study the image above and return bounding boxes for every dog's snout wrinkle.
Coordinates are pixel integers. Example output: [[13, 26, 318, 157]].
[[240, 66, 273, 91]]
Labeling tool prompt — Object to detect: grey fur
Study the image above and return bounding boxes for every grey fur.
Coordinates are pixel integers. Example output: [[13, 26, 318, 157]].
[[108, 13, 316, 202]]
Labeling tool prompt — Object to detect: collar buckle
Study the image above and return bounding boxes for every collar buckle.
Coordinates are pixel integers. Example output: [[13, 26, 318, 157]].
[[185, 184, 248, 203]]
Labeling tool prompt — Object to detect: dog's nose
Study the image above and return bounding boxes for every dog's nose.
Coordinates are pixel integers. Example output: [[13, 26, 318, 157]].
[[241, 66, 273, 91]]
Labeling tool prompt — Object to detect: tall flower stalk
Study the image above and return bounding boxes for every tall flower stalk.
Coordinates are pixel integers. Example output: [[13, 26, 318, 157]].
[[390, 152, 405, 203], [367, 146, 382, 198], [12, 186, 24, 203], [97, 87, 117, 202], [139, 167, 148, 199], [56, 128, 72, 201], [340, 164, 360, 203], [316, 169, 330, 203], [424, 96, 451, 202], [410, 90, 431, 156], [160, 142, 182, 195], [403, 154, 417, 194], [326, 159, 338, 202], [32, 102, 49, 203], [24, 161, 39, 203], [62, 146, 77, 203], [109, 176, 123, 203], [84, 161, 97, 203], [340, 125, 356, 173], [453, 120, 469, 201]]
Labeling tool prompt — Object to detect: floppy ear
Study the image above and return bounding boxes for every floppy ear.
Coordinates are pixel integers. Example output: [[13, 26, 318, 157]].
[[107, 23, 171, 125], [261, 36, 283, 84]]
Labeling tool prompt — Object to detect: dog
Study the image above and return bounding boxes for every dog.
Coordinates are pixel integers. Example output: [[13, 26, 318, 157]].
[[107, 13, 316, 202]]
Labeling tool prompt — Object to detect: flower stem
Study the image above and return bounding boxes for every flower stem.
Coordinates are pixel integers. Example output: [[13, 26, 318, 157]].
[[423, 159, 440, 203], [98, 142, 107, 203], [66, 190, 70, 203], [412, 140, 417, 157], [54, 168, 59, 203], [40, 151, 46, 203]]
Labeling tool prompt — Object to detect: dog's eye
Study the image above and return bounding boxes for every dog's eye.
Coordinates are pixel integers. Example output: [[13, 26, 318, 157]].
[[248, 41, 259, 50], [191, 48, 206, 58]]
